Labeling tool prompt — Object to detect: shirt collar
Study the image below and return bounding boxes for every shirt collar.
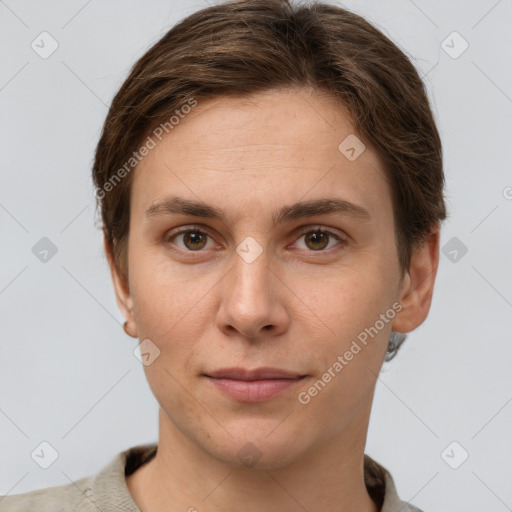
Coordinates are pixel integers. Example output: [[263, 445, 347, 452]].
[[91, 444, 418, 512]]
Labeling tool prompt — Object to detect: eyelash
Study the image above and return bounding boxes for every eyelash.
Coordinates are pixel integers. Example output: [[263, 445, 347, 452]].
[[164, 224, 348, 255]]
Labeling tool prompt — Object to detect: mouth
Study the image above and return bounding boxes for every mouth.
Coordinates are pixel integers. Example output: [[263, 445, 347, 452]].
[[203, 367, 307, 402]]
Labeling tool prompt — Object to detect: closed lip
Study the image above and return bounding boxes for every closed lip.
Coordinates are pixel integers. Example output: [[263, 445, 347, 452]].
[[204, 367, 306, 380]]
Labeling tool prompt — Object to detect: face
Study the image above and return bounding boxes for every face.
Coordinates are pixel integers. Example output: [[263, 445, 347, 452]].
[[110, 87, 433, 470]]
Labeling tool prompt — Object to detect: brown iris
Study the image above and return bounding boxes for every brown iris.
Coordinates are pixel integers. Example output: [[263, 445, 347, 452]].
[[304, 230, 330, 250], [183, 231, 208, 250]]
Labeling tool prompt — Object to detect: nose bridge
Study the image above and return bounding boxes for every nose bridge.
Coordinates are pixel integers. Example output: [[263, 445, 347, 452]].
[[230, 236, 272, 305], [218, 235, 283, 338]]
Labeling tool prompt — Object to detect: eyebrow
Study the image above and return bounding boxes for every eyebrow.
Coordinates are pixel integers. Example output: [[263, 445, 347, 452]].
[[145, 196, 372, 226]]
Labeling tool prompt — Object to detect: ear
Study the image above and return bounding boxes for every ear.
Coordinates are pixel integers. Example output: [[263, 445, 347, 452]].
[[103, 232, 138, 338], [392, 223, 441, 334]]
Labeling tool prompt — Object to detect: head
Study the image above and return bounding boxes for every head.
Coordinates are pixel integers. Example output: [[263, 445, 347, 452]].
[[93, 0, 446, 468]]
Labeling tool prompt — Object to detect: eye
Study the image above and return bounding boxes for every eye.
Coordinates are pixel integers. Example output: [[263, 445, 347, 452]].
[[292, 226, 346, 252], [164, 225, 347, 254], [165, 227, 215, 251]]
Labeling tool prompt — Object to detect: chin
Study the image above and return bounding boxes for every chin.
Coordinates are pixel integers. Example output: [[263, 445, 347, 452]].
[[200, 422, 311, 471]]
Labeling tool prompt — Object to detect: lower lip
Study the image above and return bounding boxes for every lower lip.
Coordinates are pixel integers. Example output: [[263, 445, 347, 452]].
[[205, 376, 304, 402]]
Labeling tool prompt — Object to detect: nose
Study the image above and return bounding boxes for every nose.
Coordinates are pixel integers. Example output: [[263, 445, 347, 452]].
[[216, 243, 290, 342]]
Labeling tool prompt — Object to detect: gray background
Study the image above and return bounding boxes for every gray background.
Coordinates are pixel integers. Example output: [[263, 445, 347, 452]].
[[1, 1, 511, 510]]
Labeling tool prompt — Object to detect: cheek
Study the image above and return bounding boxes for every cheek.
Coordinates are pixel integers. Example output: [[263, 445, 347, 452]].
[[128, 239, 204, 334], [127, 266, 206, 395], [296, 254, 398, 393], [295, 279, 392, 431], [306, 261, 396, 338]]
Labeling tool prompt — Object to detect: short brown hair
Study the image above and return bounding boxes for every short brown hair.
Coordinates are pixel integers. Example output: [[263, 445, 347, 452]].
[[92, 0, 447, 359]]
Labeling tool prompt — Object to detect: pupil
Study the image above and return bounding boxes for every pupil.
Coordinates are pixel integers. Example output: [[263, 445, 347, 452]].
[[186, 232, 205, 250], [307, 231, 327, 250]]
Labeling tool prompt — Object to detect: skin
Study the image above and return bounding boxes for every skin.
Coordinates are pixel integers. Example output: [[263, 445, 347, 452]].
[[106, 87, 440, 512]]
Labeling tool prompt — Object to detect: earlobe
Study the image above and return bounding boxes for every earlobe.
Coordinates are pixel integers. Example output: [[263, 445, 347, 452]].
[[392, 224, 441, 334], [103, 233, 138, 338]]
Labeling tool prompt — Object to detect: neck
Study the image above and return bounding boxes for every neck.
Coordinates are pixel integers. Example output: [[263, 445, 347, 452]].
[[127, 408, 379, 512]]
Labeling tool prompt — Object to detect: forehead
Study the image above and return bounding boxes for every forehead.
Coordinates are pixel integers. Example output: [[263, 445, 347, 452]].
[[131, 88, 392, 223]]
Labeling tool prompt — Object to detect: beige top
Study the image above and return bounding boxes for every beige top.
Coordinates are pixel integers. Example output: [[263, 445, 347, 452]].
[[0, 443, 423, 511]]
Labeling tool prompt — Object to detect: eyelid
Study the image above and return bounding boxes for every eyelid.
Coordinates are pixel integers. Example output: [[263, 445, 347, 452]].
[[164, 223, 348, 251], [164, 224, 216, 245], [289, 225, 348, 252], [293, 224, 347, 240]]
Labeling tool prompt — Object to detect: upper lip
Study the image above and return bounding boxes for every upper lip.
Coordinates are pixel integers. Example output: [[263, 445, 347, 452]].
[[205, 367, 305, 380]]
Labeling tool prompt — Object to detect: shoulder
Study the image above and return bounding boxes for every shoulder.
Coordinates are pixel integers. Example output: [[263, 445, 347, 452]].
[[0, 475, 95, 512], [0, 443, 157, 512], [364, 453, 425, 512], [395, 503, 423, 512]]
